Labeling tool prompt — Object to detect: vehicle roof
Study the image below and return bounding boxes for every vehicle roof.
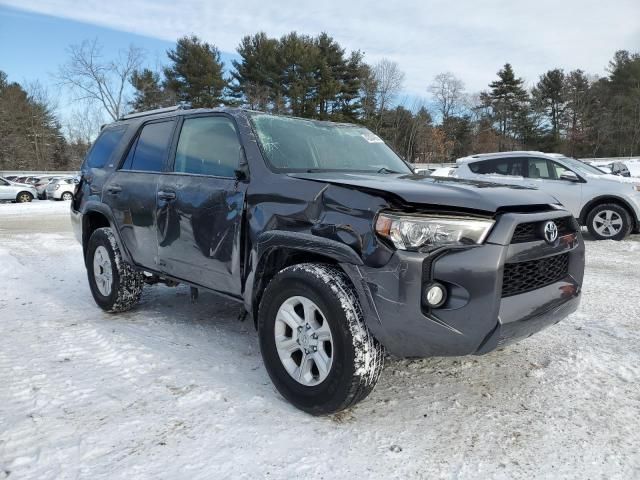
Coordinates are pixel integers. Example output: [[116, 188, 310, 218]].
[[105, 105, 358, 130], [456, 151, 570, 164]]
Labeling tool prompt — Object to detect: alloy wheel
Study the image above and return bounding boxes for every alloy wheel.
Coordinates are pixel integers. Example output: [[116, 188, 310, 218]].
[[274, 295, 334, 386], [93, 246, 113, 296], [593, 210, 623, 237]]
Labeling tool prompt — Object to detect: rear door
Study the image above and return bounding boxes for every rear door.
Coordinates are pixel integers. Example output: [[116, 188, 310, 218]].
[[103, 119, 176, 270], [157, 113, 246, 295]]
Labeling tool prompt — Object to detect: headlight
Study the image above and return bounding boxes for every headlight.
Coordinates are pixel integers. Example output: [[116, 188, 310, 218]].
[[375, 212, 494, 250], [633, 184, 640, 192], [54, 185, 60, 190]]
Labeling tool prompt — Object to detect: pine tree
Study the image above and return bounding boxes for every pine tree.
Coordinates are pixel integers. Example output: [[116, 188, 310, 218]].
[[481, 63, 530, 150], [130, 68, 174, 111], [231, 32, 283, 111], [164, 35, 228, 108], [532, 69, 566, 144]]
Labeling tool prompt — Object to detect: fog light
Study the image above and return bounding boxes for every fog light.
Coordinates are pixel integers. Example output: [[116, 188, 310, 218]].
[[424, 283, 447, 308]]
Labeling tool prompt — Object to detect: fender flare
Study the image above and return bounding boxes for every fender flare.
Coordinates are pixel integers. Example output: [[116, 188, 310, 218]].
[[255, 230, 363, 266], [80, 201, 134, 265]]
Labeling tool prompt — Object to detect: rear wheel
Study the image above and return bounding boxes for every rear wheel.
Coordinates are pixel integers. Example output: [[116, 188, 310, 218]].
[[586, 203, 632, 240], [61, 191, 73, 201], [86, 227, 144, 312], [258, 263, 384, 415], [16, 191, 33, 203]]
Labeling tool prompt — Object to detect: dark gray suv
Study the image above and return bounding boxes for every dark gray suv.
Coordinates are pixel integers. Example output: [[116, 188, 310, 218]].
[[71, 107, 585, 414]]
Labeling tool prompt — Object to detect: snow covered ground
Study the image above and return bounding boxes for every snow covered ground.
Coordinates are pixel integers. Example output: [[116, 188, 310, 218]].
[[1, 200, 639, 479]]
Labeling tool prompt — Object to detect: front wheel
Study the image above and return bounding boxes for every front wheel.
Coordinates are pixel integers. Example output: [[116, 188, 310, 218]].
[[61, 191, 73, 201], [586, 203, 632, 240], [86, 227, 144, 312], [258, 263, 384, 415]]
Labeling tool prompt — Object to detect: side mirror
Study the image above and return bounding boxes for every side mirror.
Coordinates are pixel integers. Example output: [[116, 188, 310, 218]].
[[560, 171, 580, 182]]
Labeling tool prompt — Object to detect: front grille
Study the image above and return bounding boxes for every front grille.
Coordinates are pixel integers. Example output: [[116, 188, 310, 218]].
[[502, 253, 569, 297], [511, 217, 577, 243]]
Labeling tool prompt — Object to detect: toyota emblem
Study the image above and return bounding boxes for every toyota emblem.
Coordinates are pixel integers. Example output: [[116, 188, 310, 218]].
[[543, 221, 558, 244]]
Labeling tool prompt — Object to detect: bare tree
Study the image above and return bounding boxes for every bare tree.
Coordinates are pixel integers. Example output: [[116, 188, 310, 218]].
[[65, 102, 105, 145], [428, 72, 465, 122], [25, 81, 63, 170], [373, 58, 405, 114], [58, 39, 144, 121]]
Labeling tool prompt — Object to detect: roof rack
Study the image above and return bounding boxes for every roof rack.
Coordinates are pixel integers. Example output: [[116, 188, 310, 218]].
[[119, 104, 190, 121]]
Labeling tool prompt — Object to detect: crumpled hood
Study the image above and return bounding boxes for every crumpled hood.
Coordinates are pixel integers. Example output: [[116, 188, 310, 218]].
[[289, 172, 559, 213]]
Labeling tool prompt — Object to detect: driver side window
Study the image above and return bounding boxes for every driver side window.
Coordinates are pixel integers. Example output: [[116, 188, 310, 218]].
[[550, 161, 572, 180], [526, 158, 553, 179], [174, 116, 241, 177]]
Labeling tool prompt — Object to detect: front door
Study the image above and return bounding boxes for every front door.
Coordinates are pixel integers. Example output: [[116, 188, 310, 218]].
[[157, 114, 246, 296], [103, 119, 176, 270], [525, 158, 583, 217]]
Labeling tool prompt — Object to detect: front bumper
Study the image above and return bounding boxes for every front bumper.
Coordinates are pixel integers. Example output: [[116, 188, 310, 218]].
[[343, 210, 585, 357]]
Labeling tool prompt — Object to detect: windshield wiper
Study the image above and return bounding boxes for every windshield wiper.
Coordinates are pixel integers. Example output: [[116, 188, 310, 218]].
[[377, 167, 401, 174]]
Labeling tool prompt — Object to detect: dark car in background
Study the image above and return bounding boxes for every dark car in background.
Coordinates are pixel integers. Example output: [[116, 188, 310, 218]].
[[71, 107, 585, 414]]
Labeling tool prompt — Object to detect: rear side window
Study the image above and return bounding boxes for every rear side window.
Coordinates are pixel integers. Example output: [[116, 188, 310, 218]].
[[469, 158, 524, 176], [174, 116, 241, 177], [86, 126, 127, 169], [121, 121, 175, 172]]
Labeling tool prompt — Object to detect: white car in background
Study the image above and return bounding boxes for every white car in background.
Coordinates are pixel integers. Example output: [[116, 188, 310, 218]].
[[448, 151, 640, 240], [34, 175, 67, 199], [0, 177, 37, 202], [46, 177, 75, 201]]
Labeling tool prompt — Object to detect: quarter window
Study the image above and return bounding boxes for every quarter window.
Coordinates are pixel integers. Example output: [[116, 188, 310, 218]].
[[85, 126, 127, 169], [122, 121, 175, 172], [174, 116, 241, 177]]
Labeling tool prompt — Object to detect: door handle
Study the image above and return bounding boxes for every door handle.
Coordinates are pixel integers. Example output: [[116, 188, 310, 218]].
[[158, 190, 176, 201], [106, 185, 122, 194]]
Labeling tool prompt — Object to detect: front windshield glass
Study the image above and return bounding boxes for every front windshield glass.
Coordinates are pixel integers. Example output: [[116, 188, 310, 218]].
[[250, 113, 412, 174], [560, 157, 605, 176]]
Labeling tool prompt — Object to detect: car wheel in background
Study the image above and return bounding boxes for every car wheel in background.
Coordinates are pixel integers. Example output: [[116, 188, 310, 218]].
[[586, 203, 632, 241], [86, 227, 144, 313], [15, 192, 33, 203], [258, 263, 384, 415], [61, 192, 73, 201]]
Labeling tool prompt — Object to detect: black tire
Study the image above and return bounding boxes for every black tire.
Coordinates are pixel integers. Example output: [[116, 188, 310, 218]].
[[586, 203, 632, 241], [16, 191, 33, 203], [258, 263, 384, 415], [86, 227, 144, 313], [61, 191, 73, 201]]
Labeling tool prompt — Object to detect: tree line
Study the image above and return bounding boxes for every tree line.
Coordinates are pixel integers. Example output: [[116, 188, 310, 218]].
[[1, 31, 638, 172]]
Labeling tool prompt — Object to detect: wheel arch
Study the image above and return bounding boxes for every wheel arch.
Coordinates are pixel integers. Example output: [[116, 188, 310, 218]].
[[579, 196, 638, 229], [81, 204, 133, 265], [249, 231, 364, 327]]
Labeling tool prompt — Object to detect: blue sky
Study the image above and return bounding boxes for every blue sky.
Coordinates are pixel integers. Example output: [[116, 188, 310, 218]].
[[1, 0, 639, 128]]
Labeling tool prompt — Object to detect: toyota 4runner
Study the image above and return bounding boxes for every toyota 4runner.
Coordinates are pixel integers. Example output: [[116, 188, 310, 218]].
[[72, 107, 585, 414]]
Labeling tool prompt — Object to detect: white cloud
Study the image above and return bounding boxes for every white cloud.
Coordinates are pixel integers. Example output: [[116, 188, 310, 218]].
[[2, 0, 639, 94]]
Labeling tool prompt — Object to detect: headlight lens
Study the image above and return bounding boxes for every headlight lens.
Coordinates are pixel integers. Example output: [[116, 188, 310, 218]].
[[375, 213, 495, 250], [632, 184, 640, 192]]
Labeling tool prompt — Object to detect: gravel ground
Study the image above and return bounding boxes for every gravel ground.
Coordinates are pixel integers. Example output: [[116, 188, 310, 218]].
[[0, 201, 638, 479]]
